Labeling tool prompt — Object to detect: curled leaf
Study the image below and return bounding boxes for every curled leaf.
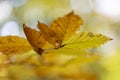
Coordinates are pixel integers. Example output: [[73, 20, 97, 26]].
[[23, 24, 45, 54], [37, 22, 61, 48]]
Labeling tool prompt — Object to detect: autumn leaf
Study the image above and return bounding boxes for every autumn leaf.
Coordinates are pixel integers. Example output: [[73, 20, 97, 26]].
[[0, 36, 32, 55], [37, 21, 61, 48], [37, 11, 83, 48], [0, 11, 112, 56], [50, 11, 83, 43], [23, 24, 46, 54], [62, 32, 112, 49], [24, 11, 112, 55]]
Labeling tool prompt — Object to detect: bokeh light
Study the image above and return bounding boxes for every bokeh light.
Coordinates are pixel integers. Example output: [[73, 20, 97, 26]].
[[1, 21, 20, 36], [71, 0, 93, 14], [94, 0, 120, 22], [0, 1, 13, 23]]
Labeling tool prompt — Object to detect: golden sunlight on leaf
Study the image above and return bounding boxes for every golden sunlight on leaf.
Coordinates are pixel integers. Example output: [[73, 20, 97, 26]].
[[0, 36, 32, 55], [23, 11, 112, 56], [37, 11, 83, 48], [50, 11, 83, 43], [63, 32, 112, 49], [45, 48, 86, 56]]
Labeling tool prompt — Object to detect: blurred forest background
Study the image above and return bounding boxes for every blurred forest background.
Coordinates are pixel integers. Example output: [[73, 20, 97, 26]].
[[0, 0, 120, 80]]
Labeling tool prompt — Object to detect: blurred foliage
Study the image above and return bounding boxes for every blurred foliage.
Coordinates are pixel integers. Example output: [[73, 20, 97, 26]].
[[0, 50, 102, 80]]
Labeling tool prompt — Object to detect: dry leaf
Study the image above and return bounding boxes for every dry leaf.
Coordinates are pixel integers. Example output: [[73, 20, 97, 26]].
[[23, 24, 45, 54], [0, 36, 32, 55], [37, 21, 61, 48], [23, 11, 112, 55], [37, 11, 83, 48], [23, 24, 55, 55], [50, 11, 83, 43]]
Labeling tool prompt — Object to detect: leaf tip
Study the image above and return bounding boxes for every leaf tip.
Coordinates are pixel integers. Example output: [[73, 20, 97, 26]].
[[37, 20, 40, 24], [68, 11, 74, 16], [23, 24, 27, 28], [37, 21, 42, 28]]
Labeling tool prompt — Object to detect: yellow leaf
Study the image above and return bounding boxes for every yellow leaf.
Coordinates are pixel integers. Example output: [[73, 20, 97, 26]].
[[0, 36, 32, 55], [37, 11, 83, 48], [50, 11, 83, 43], [42, 41, 55, 50], [63, 32, 112, 49], [22, 11, 112, 56], [45, 48, 86, 56]]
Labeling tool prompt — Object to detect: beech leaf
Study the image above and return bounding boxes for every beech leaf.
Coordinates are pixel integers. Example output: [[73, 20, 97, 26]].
[[0, 36, 32, 55], [23, 11, 112, 55], [62, 32, 112, 49], [37, 11, 83, 48], [23, 24, 45, 54], [50, 11, 83, 43], [37, 22, 61, 48]]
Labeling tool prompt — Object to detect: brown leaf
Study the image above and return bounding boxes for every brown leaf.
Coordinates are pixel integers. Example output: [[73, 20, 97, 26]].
[[0, 36, 32, 55], [23, 24, 45, 54], [37, 21, 61, 48]]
